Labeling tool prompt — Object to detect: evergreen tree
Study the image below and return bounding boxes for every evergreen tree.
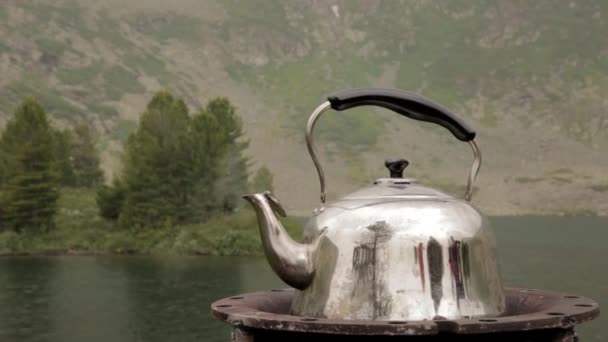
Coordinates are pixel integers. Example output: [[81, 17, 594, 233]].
[[213, 144, 249, 213], [194, 98, 249, 214], [52, 129, 76, 186], [70, 124, 104, 187], [0, 140, 13, 186], [189, 111, 227, 218], [0, 98, 59, 232], [251, 166, 274, 193], [97, 92, 250, 228], [96, 178, 125, 221], [51, 124, 103, 188], [117, 91, 194, 228]]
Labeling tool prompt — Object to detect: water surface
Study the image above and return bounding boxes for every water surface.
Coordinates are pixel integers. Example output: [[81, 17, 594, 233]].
[[0, 216, 605, 341]]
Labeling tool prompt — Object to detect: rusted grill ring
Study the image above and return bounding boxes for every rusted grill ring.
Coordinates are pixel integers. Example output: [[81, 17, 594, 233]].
[[212, 288, 599, 336]]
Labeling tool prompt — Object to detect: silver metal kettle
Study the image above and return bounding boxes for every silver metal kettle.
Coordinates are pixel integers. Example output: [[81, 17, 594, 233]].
[[243, 88, 505, 321]]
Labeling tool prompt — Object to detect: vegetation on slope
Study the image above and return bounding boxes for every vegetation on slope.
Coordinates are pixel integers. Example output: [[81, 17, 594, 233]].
[[4, 1, 605, 146], [0, 1, 607, 215]]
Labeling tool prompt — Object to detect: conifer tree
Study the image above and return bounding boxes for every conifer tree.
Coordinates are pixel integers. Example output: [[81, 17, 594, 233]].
[[214, 145, 249, 212], [117, 92, 194, 228], [97, 92, 250, 228], [251, 166, 274, 193], [52, 129, 75, 186], [189, 110, 227, 218], [0, 98, 59, 232], [96, 178, 125, 221], [70, 124, 104, 187], [193, 98, 249, 214]]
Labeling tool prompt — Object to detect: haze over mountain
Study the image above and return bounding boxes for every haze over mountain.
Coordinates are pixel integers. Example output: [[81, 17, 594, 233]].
[[1, 0, 607, 215]]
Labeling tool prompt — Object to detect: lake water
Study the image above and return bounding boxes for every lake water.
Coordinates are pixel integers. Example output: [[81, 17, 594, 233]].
[[0, 216, 606, 341]]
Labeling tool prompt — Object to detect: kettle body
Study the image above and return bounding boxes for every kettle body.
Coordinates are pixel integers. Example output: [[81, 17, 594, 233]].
[[291, 180, 504, 320], [243, 88, 505, 321]]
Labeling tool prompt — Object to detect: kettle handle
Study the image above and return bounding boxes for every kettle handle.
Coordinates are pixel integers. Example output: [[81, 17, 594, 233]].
[[306, 88, 481, 204]]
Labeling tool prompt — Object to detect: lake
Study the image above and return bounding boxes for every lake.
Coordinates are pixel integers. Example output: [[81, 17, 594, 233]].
[[0, 216, 606, 341]]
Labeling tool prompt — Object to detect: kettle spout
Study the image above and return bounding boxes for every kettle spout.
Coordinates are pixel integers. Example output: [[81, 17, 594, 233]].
[[243, 192, 323, 290]]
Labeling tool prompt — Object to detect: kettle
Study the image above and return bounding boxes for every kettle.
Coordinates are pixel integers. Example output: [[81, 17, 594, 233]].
[[243, 88, 505, 321]]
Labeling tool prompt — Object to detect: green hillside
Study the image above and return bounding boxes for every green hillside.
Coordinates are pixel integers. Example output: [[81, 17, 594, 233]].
[[0, 0, 607, 215]]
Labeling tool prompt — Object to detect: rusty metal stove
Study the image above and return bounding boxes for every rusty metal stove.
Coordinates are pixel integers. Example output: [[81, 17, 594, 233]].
[[212, 287, 599, 341]]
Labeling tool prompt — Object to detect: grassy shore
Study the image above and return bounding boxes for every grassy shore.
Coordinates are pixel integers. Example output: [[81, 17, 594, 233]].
[[0, 188, 302, 256]]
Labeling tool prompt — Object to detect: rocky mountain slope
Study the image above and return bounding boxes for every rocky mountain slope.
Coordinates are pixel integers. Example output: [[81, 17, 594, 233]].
[[0, 0, 607, 215]]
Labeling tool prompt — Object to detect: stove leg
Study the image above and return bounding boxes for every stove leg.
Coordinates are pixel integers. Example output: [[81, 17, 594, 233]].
[[552, 328, 577, 342], [232, 328, 255, 342]]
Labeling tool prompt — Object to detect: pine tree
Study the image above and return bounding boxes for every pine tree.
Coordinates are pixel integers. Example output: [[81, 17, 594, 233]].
[[97, 92, 251, 228], [189, 111, 227, 219], [117, 91, 194, 228], [52, 129, 76, 187], [70, 124, 104, 187], [96, 178, 125, 221], [251, 166, 274, 193], [214, 144, 249, 212], [0, 98, 59, 232], [194, 98, 249, 214]]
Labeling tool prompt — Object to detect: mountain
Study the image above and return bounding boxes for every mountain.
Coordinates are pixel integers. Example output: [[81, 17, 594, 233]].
[[1, 0, 607, 215]]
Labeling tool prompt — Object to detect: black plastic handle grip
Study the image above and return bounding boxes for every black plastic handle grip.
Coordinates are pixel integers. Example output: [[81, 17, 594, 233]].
[[327, 88, 475, 141]]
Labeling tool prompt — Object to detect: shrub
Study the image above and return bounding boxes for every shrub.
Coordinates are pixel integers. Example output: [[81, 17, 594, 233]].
[[0, 231, 22, 252]]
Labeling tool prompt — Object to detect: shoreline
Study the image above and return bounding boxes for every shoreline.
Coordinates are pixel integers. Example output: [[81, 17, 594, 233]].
[[2, 214, 607, 257], [0, 249, 217, 257], [0, 249, 139, 257]]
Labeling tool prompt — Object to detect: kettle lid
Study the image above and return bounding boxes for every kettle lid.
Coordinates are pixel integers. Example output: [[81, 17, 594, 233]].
[[340, 159, 453, 201], [343, 178, 452, 200]]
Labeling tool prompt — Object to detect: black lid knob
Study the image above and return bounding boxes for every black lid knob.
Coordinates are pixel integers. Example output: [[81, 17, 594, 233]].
[[384, 159, 409, 178]]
